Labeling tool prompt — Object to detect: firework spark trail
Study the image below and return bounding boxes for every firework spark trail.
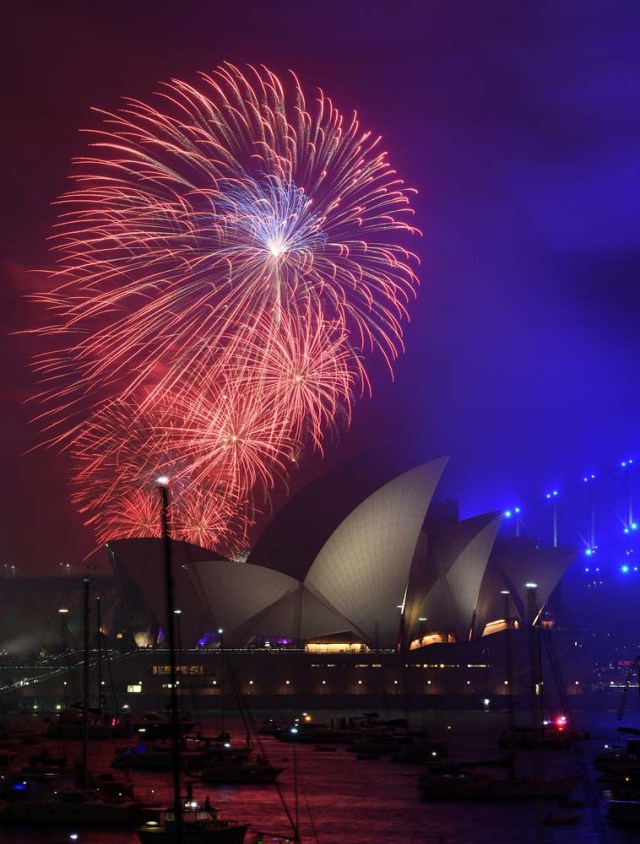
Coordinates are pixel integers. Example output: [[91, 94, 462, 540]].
[[29, 63, 420, 549], [72, 396, 256, 552], [158, 377, 296, 499], [237, 310, 357, 452]]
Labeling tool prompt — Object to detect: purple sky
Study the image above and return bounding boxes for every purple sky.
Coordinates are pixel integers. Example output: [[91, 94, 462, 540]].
[[3, 0, 640, 572]]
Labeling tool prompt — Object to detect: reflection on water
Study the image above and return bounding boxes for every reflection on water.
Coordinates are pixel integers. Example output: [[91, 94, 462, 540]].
[[4, 708, 639, 844]]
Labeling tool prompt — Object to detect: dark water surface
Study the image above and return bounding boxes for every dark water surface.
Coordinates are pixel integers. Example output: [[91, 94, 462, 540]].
[[3, 707, 639, 844]]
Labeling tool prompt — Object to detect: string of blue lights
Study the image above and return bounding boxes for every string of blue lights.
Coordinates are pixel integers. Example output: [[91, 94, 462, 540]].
[[500, 456, 640, 577]]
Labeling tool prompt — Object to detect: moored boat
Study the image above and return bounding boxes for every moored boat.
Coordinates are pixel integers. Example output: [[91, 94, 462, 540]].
[[607, 795, 640, 827], [0, 786, 158, 826], [45, 708, 132, 740], [130, 710, 198, 740], [196, 752, 284, 785], [137, 802, 250, 843], [420, 766, 578, 801]]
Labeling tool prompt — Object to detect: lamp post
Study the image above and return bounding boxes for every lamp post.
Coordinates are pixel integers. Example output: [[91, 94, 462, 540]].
[[501, 589, 516, 779], [157, 475, 182, 843], [525, 582, 543, 728], [218, 628, 225, 732]]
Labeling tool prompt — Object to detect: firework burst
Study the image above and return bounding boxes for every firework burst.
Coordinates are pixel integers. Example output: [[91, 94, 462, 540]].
[[29, 63, 420, 546]]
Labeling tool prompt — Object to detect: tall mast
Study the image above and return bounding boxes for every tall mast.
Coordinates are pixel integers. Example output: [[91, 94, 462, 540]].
[[96, 596, 103, 718], [158, 477, 183, 843], [81, 576, 90, 789]]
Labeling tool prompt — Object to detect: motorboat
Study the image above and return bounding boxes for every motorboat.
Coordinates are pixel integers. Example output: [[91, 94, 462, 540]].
[[137, 801, 250, 843]]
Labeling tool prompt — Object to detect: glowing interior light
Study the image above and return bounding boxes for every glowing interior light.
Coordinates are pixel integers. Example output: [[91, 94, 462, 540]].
[[504, 510, 512, 518], [621, 564, 630, 573], [156, 475, 169, 487]]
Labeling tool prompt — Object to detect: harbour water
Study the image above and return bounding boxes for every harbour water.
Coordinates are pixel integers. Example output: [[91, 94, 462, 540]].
[[2, 707, 638, 844]]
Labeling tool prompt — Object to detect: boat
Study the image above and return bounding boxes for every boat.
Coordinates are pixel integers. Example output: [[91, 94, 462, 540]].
[[0, 578, 159, 830], [498, 719, 586, 751], [135, 479, 250, 844], [138, 802, 249, 843], [0, 786, 157, 826], [18, 747, 71, 779], [419, 587, 578, 804], [196, 752, 284, 785], [112, 737, 242, 772], [594, 736, 640, 782], [419, 766, 578, 801], [607, 795, 640, 827], [130, 709, 198, 740], [45, 706, 132, 740], [46, 595, 133, 740]]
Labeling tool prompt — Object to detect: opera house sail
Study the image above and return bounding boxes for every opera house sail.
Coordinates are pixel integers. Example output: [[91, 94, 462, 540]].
[[0, 456, 582, 711]]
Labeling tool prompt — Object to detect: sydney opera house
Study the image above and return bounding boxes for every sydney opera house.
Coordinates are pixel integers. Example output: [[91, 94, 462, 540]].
[[0, 455, 588, 712]]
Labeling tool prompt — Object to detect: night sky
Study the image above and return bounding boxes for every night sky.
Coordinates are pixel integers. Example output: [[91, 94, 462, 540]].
[[3, 0, 640, 573]]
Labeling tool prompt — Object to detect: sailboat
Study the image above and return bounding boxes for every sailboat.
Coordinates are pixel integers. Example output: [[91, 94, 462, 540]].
[[0, 578, 156, 828], [420, 586, 578, 802], [46, 595, 131, 740], [602, 655, 640, 827], [135, 478, 250, 844]]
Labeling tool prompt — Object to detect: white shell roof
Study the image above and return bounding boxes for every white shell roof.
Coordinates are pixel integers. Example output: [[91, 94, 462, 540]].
[[105, 462, 576, 651], [413, 513, 503, 641], [304, 457, 448, 648], [474, 544, 578, 635]]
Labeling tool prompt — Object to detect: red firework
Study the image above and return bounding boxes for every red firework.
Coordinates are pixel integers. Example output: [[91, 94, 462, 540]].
[[28, 63, 420, 545]]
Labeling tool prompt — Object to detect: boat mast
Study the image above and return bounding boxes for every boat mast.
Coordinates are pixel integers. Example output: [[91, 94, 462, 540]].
[[501, 589, 516, 781], [81, 575, 90, 789], [96, 596, 103, 719], [158, 477, 183, 843], [526, 583, 544, 729]]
